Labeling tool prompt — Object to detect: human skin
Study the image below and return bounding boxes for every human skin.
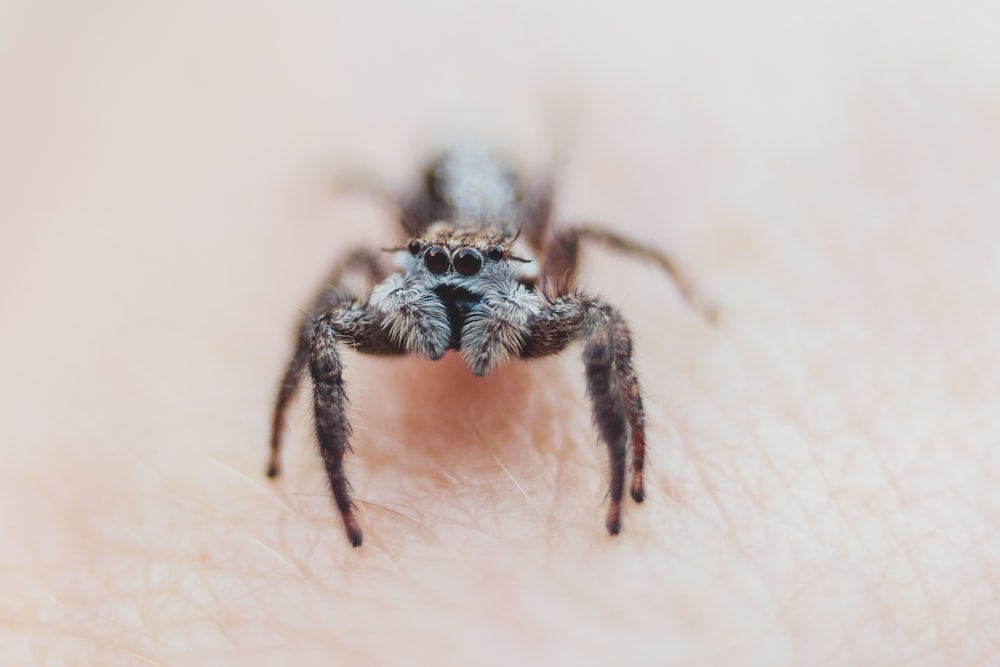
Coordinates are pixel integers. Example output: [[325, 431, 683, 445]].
[[2, 2, 999, 665]]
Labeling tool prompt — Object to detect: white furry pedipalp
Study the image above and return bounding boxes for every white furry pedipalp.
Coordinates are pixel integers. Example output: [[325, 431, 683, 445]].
[[460, 280, 544, 376], [369, 274, 451, 360]]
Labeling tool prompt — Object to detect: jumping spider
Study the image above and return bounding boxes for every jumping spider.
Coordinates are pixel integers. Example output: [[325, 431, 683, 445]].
[[268, 145, 706, 547]]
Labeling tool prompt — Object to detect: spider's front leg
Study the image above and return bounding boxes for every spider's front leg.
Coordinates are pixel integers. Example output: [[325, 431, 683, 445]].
[[269, 248, 409, 548], [308, 299, 406, 547], [521, 295, 647, 535], [269, 249, 388, 479]]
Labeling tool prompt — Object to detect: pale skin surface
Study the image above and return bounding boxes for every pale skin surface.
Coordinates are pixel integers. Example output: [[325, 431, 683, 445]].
[[2, 2, 1000, 665]]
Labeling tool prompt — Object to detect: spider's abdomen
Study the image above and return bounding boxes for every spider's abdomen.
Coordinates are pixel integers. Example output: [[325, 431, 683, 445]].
[[433, 284, 482, 350]]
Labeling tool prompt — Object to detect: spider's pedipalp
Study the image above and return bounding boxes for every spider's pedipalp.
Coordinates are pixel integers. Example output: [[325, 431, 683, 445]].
[[460, 280, 543, 376], [369, 274, 452, 360]]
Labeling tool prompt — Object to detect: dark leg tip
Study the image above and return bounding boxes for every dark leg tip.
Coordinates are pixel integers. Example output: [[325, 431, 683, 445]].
[[604, 499, 622, 535], [630, 470, 645, 503], [343, 511, 364, 548], [606, 502, 622, 536], [266, 463, 280, 478]]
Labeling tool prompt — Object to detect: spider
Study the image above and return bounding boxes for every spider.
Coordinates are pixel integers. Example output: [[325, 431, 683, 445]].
[[267, 145, 707, 547]]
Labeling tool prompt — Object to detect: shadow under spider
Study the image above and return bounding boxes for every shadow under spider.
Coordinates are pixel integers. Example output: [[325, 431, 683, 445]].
[[346, 352, 586, 484]]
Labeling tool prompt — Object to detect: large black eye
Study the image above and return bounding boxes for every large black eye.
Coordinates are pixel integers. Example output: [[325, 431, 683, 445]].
[[453, 248, 483, 276], [487, 245, 504, 261], [424, 246, 450, 274]]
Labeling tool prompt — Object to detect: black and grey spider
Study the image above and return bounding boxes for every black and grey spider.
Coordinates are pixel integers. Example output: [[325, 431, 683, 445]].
[[267, 145, 706, 547]]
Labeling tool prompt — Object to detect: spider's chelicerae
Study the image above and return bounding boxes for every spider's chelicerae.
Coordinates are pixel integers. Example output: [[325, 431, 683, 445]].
[[267, 145, 706, 547]]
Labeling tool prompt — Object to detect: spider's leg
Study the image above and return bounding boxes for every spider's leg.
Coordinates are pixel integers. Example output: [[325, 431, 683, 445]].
[[521, 294, 646, 535], [268, 249, 389, 478], [541, 225, 714, 320], [331, 167, 434, 239], [308, 304, 402, 548], [518, 175, 555, 252]]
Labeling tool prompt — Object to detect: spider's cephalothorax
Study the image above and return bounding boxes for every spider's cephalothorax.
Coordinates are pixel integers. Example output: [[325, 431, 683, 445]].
[[268, 145, 706, 547]]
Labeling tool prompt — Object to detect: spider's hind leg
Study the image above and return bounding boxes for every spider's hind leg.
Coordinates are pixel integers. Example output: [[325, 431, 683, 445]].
[[540, 225, 714, 320]]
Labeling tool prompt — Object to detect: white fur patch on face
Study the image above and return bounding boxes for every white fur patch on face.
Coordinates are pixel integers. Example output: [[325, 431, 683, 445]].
[[370, 274, 451, 360], [460, 282, 544, 376]]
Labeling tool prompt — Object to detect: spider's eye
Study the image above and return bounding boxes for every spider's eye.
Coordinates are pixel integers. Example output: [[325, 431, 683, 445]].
[[453, 248, 483, 276], [487, 245, 504, 261], [407, 239, 422, 255], [424, 246, 450, 274]]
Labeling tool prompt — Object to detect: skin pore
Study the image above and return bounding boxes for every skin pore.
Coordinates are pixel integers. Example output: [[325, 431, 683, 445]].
[[1, 2, 999, 665]]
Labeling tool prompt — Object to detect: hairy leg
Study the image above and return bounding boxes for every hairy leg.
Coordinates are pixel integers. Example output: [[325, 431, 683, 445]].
[[517, 176, 555, 252], [268, 249, 389, 478], [271, 247, 463, 547], [541, 225, 713, 320], [307, 298, 405, 547], [521, 294, 645, 535], [308, 314, 358, 545]]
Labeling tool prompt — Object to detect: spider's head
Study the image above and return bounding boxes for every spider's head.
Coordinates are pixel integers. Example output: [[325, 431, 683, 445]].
[[392, 223, 534, 288]]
